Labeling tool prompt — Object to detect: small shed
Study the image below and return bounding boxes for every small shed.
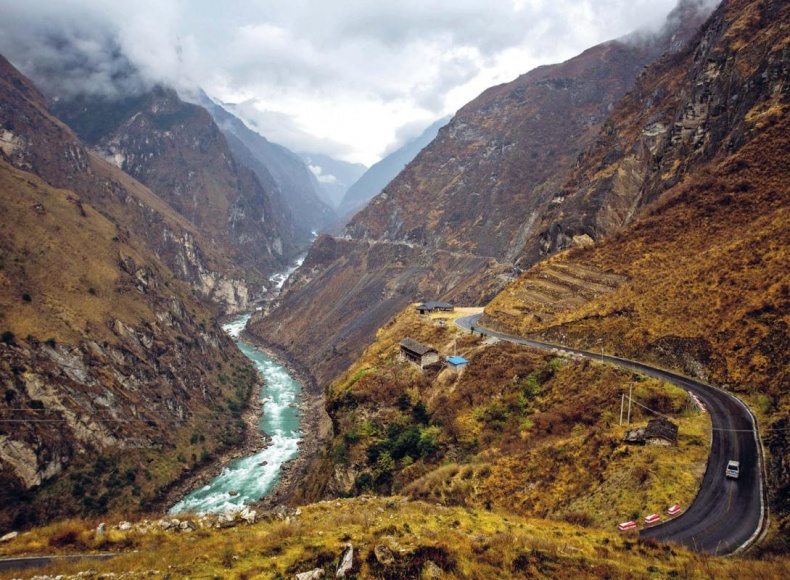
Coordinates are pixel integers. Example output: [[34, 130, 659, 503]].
[[446, 355, 469, 372], [415, 301, 454, 315], [399, 338, 440, 369], [623, 418, 678, 446]]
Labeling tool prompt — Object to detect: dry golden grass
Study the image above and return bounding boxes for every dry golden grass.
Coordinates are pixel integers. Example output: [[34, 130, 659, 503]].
[[0, 161, 156, 345], [300, 306, 714, 541], [1, 497, 788, 579], [484, 104, 790, 547]]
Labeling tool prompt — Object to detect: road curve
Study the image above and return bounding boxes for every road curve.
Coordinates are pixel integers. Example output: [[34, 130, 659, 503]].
[[455, 313, 766, 555]]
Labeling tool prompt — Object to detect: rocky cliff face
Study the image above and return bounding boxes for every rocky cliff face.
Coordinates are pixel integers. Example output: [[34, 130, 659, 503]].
[[482, 0, 790, 547], [249, 1, 712, 386], [0, 55, 259, 528], [53, 88, 300, 301], [527, 0, 786, 263], [1, 66, 256, 312], [199, 95, 337, 242], [336, 117, 449, 220]]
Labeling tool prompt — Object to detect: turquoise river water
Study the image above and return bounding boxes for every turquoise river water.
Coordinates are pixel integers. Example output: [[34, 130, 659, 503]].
[[169, 258, 306, 514], [169, 313, 302, 514]]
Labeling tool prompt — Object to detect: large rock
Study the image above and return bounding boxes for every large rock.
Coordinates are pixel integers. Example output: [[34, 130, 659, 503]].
[[295, 569, 325, 580], [240, 506, 257, 524], [374, 544, 395, 566], [336, 544, 354, 578], [216, 512, 238, 529]]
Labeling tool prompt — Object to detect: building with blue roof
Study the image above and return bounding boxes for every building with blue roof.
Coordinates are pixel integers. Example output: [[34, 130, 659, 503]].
[[446, 355, 469, 372]]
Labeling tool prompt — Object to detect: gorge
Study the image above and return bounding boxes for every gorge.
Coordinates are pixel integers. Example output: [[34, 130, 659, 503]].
[[0, 0, 788, 575]]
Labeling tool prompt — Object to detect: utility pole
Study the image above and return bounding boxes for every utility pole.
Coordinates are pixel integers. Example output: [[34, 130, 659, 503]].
[[620, 392, 625, 426], [627, 382, 633, 424]]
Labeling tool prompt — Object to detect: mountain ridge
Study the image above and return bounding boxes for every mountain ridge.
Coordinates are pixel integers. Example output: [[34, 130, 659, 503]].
[[248, 0, 711, 387], [336, 117, 450, 219], [198, 93, 337, 241], [0, 54, 263, 528], [52, 86, 300, 295]]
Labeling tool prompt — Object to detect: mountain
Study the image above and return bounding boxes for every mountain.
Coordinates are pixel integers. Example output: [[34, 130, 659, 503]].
[[52, 88, 299, 298], [337, 117, 449, 219], [481, 0, 790, 547], [198, 94, 337, 241], [0, 54, 259, 528], [248, 0, 713, 387], [300, 152, 367, 209]]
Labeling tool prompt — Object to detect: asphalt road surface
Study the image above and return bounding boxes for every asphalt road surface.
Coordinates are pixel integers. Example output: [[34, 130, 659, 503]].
[[456, 314, 765, 555], [0, 553, 116, 573]]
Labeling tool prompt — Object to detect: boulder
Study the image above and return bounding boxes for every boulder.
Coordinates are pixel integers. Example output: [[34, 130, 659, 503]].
[[336, 544, 354, 577], [118, 521, 133, 531], [424, 561, 444, 578], [240, 507, 257, 524], [0, 531, 18, 542], [294, 569, 325, 580], [179, 520, 196, 531], [217, 512, 238, 528], [95, 523, 106, 539], [374, 544, 395, 566]]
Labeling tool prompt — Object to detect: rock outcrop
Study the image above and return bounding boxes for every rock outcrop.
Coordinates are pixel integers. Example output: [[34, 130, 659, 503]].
[[53, 87, 301, 307], [249, 1, 713, 386], [0, 55, 259, 527]]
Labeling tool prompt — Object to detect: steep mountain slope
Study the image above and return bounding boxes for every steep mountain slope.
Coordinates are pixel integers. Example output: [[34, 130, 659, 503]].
[[300, 152, 367, 209], [336, 117, 449, 218], [1, 57, 262, 313], [198, 94, 337, 241], [293, 307, 710, 531], [53, 88, 299, 288], [482, 0, 789, 549], [0, 56, 258, 528], [249, 0, 712, 386]]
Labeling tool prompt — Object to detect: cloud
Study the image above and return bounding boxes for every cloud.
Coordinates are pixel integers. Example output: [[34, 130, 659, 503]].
[[0, 0, 705, 164], [308, 164, 338, 184]]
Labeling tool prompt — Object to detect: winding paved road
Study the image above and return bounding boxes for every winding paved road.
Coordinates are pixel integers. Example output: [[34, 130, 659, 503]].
[[455, 314, 766, 555]]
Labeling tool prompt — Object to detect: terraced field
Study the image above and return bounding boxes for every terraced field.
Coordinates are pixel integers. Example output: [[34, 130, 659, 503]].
[[487, 260, 627, 328]]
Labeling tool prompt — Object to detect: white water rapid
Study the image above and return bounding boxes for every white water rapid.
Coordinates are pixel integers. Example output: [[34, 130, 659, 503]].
[[169, 258, 305, 515]]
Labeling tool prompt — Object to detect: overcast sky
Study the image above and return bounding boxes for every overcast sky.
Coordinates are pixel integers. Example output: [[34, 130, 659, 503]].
[[0, 0, 705, 165]]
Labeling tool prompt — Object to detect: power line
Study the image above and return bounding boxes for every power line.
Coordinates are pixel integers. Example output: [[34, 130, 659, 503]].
[[620, 394, 790, 431]]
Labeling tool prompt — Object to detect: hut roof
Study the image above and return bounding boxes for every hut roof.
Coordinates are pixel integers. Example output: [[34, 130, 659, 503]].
[[416, 301, 453, 310], [400, 337, 436, 356]]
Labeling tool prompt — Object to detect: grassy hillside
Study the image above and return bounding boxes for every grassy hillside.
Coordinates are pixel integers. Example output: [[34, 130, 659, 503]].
[[291, 307, 710, 533], [483, 117, 790, 547], [1, 499, 788, 579], [483, 0, 790, 550], [0, 159, 259, 527]]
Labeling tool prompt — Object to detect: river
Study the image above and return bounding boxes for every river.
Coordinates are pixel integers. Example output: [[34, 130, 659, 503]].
[[169, 260, 304, 514]]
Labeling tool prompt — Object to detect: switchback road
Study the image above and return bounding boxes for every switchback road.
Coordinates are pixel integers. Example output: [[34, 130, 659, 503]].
[[455, 313, 766, 555]]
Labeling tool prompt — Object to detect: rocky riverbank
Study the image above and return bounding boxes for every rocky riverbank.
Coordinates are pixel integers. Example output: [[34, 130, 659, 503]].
[[151, 320, 331, 515], [239, 329, 333, 510], [149, 374, 269, 514]]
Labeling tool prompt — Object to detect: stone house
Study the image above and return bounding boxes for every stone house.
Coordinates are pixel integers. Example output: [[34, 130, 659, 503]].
[[399, 338, 440, 368]]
